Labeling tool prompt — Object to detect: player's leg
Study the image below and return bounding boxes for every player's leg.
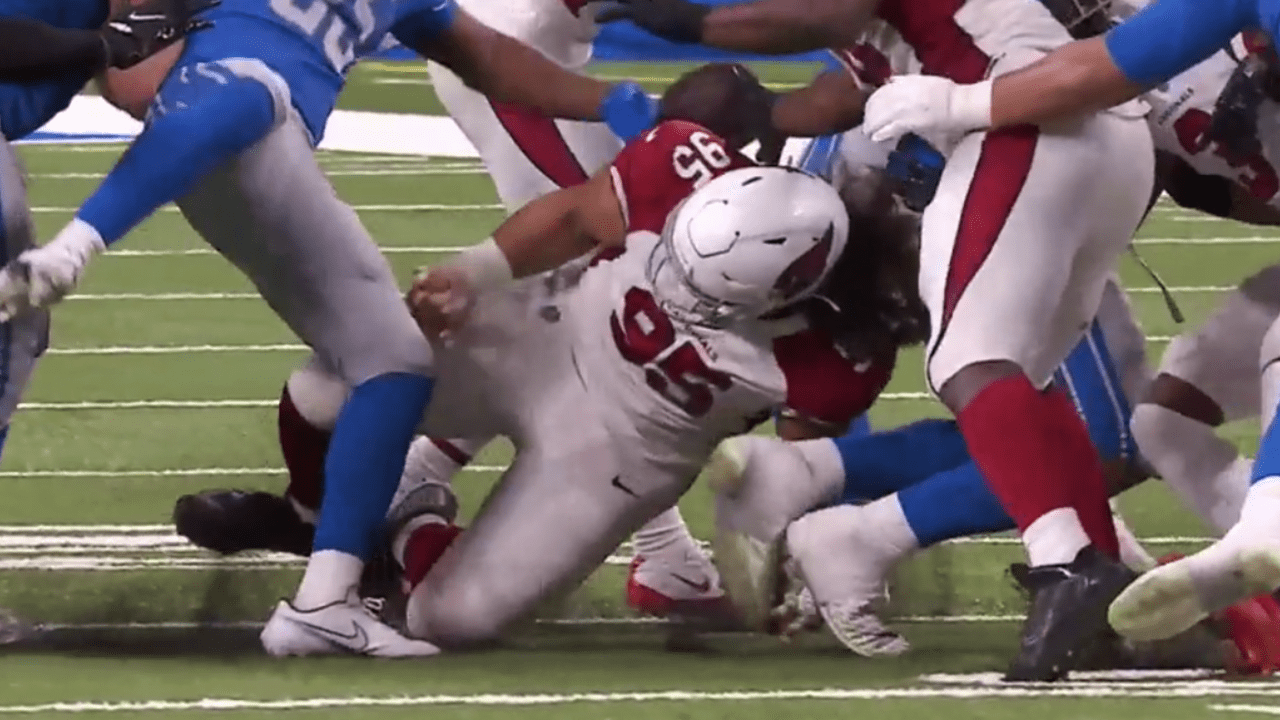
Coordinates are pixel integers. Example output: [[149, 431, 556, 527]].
[[402, 431, 686, 647], [1111, 315, 1280, 642], [1129, 267, 1279, 534], [0, 136, 48, 462], [174, 108, 438, 656], [428, 62, 620, 212], [921, 112, 1153, 680]]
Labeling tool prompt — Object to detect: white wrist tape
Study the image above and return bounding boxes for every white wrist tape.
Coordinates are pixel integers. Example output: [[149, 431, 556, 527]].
[[454, 237, 514, 291], [950, 79, 994, 131]]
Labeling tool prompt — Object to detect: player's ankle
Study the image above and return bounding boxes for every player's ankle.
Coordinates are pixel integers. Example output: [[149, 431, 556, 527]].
[[1022, 507, 1089, 566], [293, 549, 363, 609]]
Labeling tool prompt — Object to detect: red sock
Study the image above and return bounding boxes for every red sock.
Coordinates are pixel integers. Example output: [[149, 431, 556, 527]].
[[278, 384, 331, 514], [402, 523, 464, 589], [956, 375, 1118, 558], [1044, 386, 1119, 559]]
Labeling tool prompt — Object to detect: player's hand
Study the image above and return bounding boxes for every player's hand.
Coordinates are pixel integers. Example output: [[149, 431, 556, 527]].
[[597, 0, 710, 44], [600, 82, 660, 142], [101, 0, 220, 69], [862, 75, 993, 143], [407, 266, 476, 338], [0, 242, 95, 322]]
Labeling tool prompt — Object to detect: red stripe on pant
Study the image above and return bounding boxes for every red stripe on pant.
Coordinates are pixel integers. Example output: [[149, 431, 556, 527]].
[[938, 125, 1038, 330], [939, 126, 1118, 559], [490, 100, 589, 189]]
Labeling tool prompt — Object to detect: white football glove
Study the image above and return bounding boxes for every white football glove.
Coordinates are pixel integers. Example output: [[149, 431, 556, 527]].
[[863, 76, 994, 144], [0, 219, 104, 322]]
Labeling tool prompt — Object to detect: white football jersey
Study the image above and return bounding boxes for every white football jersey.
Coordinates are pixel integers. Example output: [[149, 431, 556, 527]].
[[1142, 37, 1280, 207], [832, 0, 1070, 87], [562, 121, 891, 477], [453, 0, 598, 68]]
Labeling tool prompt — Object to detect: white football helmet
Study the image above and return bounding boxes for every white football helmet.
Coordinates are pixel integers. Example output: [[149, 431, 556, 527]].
[[646, 167, 849, 328]]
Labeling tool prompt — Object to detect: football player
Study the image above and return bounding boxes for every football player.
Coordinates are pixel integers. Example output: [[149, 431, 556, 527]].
[[22, 0, 661, 658], [172, 62, 791, 623], [269, 119, 926, 649], [0, 0, 207, 644], [602, 0, 1155, 679], [0, 0, 205, 467]]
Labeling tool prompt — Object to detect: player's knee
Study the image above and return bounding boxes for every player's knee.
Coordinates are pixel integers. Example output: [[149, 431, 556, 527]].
[[406, 582, 510, 648], [285, 359, 350, 431], [933, 359, 1023, 413]]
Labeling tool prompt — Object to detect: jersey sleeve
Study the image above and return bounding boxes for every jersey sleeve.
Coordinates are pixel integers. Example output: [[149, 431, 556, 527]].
[[1104, 0, 1255, 85], [608, 119, 754, 234], [773, 332, 895, 428], [391, 0, 459, 49]]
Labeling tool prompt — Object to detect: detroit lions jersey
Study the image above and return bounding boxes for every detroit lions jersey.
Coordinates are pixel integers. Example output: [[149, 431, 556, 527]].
[[564, 120, 891, 479], [0, 0, 107, 141], [180, 0, 456, 141], [1143, 36, 1280, 208]]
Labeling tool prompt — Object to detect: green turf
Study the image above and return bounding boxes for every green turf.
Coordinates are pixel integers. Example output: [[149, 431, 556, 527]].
[[0, 60, 1277, 717]]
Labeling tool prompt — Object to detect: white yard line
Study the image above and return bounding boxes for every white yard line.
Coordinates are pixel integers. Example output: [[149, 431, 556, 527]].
[[45, 344, 308, 355], [87, 237, 1278, 259], [32, 168, 487, 179], [29, 203, 501, 214], [59, 286, 1231, 302], [4, 684, 1280, 712], [11, 394, 945, 411], [1214, 705, 1280, 715]]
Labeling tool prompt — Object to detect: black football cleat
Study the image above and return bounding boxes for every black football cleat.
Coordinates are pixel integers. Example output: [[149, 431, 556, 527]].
[[173, 489, 314, 556], [1005, 546, 1137, 682]]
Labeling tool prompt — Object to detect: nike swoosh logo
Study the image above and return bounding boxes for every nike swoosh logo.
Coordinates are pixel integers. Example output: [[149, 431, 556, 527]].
[[294, 618, 369, 651], [610, 476, 637, 498], [670, 572, 711, 593]]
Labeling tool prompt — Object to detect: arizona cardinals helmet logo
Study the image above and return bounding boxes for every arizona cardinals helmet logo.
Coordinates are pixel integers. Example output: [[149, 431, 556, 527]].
[[773, 223, 835, 301]]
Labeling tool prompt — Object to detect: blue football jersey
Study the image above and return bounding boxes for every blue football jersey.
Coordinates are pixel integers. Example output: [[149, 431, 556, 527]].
[[0, 0, 108, 141], [179, 0, 456, 141]]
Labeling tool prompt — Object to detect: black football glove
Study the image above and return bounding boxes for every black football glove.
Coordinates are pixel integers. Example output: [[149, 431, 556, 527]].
[[597, 0, 710, 44], [100, 0, 219, 69]]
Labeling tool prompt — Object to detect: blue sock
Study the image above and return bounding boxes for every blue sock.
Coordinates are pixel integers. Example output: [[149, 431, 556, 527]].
[[1253, 406, 1280, 484], [0, 425, 10, 462], [897, 460, 1015, 546], [837, 418, 970, 503], [311, 372, 434, 559]]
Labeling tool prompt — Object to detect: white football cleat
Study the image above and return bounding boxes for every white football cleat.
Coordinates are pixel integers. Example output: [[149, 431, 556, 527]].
[[1109, 540, 1280, 642], [627, 550, 734, 621], [786, 505, 909, 657], [260, 591, 441, 658], [705, 436, 833, 629]]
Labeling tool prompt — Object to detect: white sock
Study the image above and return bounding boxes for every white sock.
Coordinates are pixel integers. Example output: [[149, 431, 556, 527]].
[[294, 549, 364, 609], [1022, 507, 1090, 567], [631, 506, 701, 560], [875, 495, 922, 559], [1131, 403, 1248, 534], [1111, 500, 1156, 572]]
